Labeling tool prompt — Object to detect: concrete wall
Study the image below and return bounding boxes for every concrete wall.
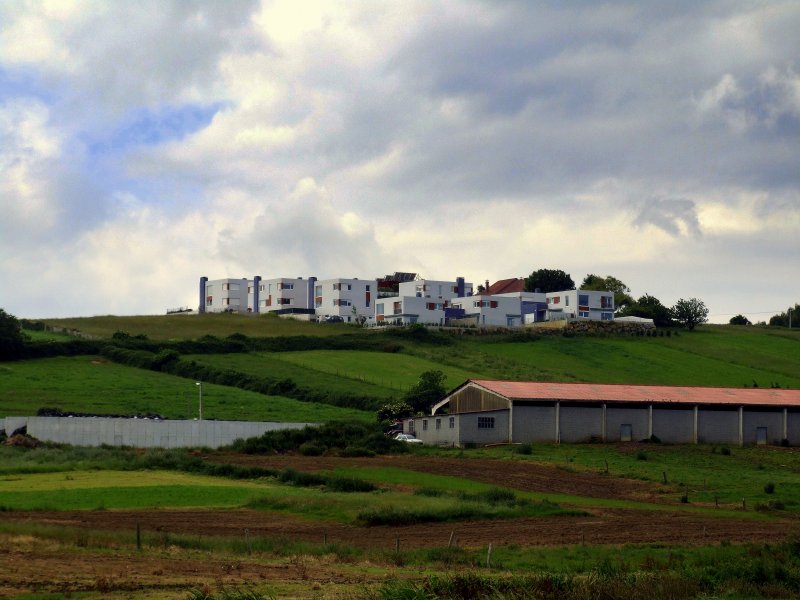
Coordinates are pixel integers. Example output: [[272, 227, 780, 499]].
[[789, 411, 800, 444], [605, 407, 650, 442], [512, 405, 556, 443], [457, 410, 509, 446], [697, 409, 739, 444], [3, 417, 314, 449], [560, 406, 603, 442], [652, 408, 695, 443], [414, 414, 459, 446], [743, 410, 785, 445]]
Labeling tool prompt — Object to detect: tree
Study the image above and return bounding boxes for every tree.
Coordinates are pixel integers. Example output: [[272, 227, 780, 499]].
[[524, 269, 575, 293], [376, 401, 413, 423], [618, 294, 674, 327], [404, 370, 447, 414], [768, 303, 799, 328], [0, 308, 27, 360], [581, 274, 635, 313], [729, 314, 751, 326], [672, 298, 709, 331]]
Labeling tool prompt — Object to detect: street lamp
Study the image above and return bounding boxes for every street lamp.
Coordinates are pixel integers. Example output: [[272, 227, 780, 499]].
[[195, 382, 203, 421]]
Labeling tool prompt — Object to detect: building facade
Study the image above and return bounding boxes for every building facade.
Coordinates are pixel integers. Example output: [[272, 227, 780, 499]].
[[314, 278, 377, 322], [407, 380, 800, 447]]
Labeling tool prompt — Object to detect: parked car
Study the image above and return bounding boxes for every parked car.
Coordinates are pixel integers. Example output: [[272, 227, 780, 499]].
[[394, 433, 423, 444], [322, 315, 344, 323]]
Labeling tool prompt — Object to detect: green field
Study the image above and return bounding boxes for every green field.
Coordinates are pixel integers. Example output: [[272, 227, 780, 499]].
[[0, 356, 372, 422], [40, 313, 356, 340]]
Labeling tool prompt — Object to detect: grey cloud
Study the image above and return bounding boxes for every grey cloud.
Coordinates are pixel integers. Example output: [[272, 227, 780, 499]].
[[632, 197, 701, 237]]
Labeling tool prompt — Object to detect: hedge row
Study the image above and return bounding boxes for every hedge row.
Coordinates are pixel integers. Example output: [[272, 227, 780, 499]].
[[99, 346, 385, 412]]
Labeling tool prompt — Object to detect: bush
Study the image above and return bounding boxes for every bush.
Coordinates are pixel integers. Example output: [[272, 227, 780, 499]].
[[764, 482, 776, 494], [298, 442, 324, 456], [720, 447, 731, 456], [513, 444, 533, 455], [636, 451, 647, 461]]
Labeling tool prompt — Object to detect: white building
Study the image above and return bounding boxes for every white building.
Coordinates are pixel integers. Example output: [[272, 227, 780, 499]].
[[200, 277, 254, 313], [449, 292, 547, 327], [314, 278, 377, 322], [257, 277, 315, 314], [545, 289, 614, 321], [398, 278, 473, 301], [374, 296, 447, 326]]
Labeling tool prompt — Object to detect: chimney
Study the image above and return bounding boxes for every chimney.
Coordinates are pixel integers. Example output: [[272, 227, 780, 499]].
[[485, 279, 490, 290]]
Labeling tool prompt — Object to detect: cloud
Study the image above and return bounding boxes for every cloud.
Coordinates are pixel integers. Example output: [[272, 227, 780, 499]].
[[632, 197, 702, 237]]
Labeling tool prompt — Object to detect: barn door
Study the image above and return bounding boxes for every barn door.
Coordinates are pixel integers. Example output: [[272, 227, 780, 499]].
[[756, 427, 768, 446]]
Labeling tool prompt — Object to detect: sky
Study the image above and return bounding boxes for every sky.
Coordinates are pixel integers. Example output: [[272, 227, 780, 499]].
[[1, 1, 798, 322]]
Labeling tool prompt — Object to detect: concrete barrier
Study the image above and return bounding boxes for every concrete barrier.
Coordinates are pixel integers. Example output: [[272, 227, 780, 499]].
[[2, 416, 315, 449]]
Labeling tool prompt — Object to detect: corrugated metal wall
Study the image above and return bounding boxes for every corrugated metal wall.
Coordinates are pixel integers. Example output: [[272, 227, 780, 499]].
[[448, 386, 508, 413]]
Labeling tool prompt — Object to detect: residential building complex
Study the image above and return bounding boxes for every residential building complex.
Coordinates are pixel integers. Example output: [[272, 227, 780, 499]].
[[198, 274, 619, 328]]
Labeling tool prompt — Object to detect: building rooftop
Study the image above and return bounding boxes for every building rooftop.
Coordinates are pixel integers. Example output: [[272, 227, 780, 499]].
[[468, 380, 800, 408], [477, 278, 525, 295]]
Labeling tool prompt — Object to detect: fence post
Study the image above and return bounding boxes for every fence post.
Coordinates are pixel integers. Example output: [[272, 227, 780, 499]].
[[486, 543, 492, 568]]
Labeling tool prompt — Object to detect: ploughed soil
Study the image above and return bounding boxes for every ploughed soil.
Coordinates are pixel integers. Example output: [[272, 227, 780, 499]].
[[3, 453, 799, 597]]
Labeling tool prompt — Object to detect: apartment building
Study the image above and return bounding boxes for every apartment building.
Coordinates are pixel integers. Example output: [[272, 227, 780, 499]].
[[546, 289, 614, 321], [200, 277, 254, 314], [257, 277, 315, 313], [314, 278, 377, 322]]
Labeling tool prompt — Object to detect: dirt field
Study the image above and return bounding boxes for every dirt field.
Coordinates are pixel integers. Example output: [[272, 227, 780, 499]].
[[3, 454, 799, 598]]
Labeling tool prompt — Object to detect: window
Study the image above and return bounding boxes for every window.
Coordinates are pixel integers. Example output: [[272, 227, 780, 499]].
[[248, 286, 253, 294], [366, 285, 370, 291], [449, 417, 455, 429], [315, 286, 322, 296], [278, 282, 293, 290], [436, 418, 441, 430], [478, 416, 495, 429], [601, 295, 613, 309], [579, 310, 589, 318], [376, 304, 384, 315], [278, 298, 291, 305], [422, 420, 428, 431], [565, 296, 570, 306], [490, 300, 498, 308], [333, 299, 351, 307], [579, 294, 589, 305], [601, 312, 613, 320], [206, 296, 213, 306], [427, 302, 435, 310], [552, 296, 560, 304]]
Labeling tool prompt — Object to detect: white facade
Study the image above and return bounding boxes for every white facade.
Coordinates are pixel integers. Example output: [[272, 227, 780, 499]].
[[258, 277, 314, 313], [203, 278, 252, 313], [545, 289, 614, 321], [398, 278, 473, 301], [315, 278, 376, 322], [449, 294, 530, 327], [374, 295, 447, 326]]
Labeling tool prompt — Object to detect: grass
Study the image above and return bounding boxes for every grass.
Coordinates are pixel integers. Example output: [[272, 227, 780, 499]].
[[434, 443, 800, 514], [268, 350, 480, 392], [40, 313, 357, 340], [0, 356, 373, 422], [186, 352, 400, 400]]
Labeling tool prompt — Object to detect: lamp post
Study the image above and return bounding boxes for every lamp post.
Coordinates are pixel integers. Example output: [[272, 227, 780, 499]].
[[789, 307, 793, 330], [195, 382, 203, 421]]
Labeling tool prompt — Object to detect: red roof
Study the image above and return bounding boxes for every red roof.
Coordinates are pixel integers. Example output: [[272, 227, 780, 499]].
[[469, 380, 800, 408], [478, 278, 525, 296]]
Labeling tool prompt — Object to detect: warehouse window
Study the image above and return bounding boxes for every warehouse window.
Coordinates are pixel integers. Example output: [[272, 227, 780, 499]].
[[449, 417, 455, 429], [436, 418, 441, 430], [422, 420, 428, 431], [478, 417, 495, 429]]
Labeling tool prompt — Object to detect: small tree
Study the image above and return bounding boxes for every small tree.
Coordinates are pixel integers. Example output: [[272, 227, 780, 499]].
[[672, 298, 709, 331], [0, 308, 26, 360], [729, 314, 751, 326], [524, 269, 575, 293], [404, 370, 446, 414], [581, 274, 635, 313], [619, 294, 674, 327], [376, 401, 413, 423]]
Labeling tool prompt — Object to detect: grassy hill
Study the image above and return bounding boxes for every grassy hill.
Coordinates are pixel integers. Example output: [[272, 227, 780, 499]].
[[5, 318, 799, 421]]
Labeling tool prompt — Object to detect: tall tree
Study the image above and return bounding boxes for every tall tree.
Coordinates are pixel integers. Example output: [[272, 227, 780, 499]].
[[581, 274, 635, 312], [0, 308, 26, 360], [404, 370, 447, 414], [729, 314, 751, 326], [768, 303, 799, 328], [672, 298, 709, 331], [619, 294, 675, 327], [524, 269, 575, 293]]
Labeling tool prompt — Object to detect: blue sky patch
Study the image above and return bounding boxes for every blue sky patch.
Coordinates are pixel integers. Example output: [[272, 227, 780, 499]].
[[85, 102, 225, 156]]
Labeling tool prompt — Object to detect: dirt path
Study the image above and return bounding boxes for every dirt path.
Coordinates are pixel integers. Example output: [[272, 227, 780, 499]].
[[3, 506, 795, 550], [211, 453, 668, 503]]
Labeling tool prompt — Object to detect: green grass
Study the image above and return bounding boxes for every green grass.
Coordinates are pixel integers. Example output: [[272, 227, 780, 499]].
[[432, 443, 800, 514], [0, 356, 372, 422], [0, 470, 269, 510], [459, 327, 800, 388], [187, 352, 400, 399], [41, 313, 358, 340], [268, 350, 480, 391]]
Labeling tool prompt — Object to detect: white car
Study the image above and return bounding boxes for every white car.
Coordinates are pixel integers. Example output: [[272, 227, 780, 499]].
[[394, 433, 423, 444]]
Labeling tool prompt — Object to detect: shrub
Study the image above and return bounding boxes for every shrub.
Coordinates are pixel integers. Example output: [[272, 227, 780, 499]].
[[512, 444, 533, 455], [636, 450, 648, 461], [298, 442, 324, 456], [720, 447, 731, 456], [764, 482, 776, 494]]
